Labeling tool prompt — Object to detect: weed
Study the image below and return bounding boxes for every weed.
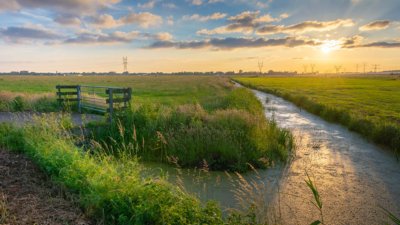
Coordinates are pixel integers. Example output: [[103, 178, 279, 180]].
[[0, 194, 7, 224], [305, 173, 324, 225]]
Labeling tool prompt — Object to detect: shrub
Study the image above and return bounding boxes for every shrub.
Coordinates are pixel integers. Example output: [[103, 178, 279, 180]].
[[90, 89, 293, 172]]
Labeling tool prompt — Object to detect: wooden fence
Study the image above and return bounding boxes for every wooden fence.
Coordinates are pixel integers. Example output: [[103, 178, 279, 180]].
[[56, 85, 132, 118]]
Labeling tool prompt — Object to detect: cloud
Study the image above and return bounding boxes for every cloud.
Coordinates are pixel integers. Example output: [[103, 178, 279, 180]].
[[147, 37, 320, 50], [163, 3, 177, 8], [359, 20, 390, 31], [0, 25, 62, 43], [54, 16, 81, 26], [119, 12, 163, 28], [192, 0, 203, 5], [65, 31, 140, 44], [360, 41, 400, 48], [166, 16, 174, 25], [0, 1, 20, 12], [257, 19, 355, 35], [340, 35, 400, 48], [183, 13, 227, 22], [191, 0, 224, 5], [89, 14, 119, 28], [64, 30, 172, 44], [3, 0, 121, 14], [138, 0, 156, 9], [197, 11, 282, 35], [88, 12, 163, 29], [148, 32, 173, 41]]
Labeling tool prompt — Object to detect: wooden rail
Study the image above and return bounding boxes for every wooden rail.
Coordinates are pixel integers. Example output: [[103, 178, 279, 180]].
[[56, 85, 132, 119]]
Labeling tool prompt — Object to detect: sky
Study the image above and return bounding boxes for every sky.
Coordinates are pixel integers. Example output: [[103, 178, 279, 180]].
[[0, 0, 399, 73]]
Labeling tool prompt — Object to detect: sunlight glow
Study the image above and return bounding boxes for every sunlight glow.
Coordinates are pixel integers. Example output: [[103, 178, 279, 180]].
[[320, 40, 341, 54]]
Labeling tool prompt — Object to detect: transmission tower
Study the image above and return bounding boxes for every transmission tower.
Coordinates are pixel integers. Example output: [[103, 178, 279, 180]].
[[363, 63, 367, 74], [372, 64, 380, 73], [258, 60, 264, 74], [123, 56, 128, 74], [303, 64, 308, 74], [334, 65, 342, 74], [310, 64, 316, 74]]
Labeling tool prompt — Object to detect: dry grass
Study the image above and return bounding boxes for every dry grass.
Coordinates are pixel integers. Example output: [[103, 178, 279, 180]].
[[0, 91, 53, 102], [0, 194, 8, 224]]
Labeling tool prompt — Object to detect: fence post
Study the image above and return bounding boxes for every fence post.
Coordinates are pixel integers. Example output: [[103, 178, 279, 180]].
[[108, 88, 113, 123], [77, 85, 82, 113]]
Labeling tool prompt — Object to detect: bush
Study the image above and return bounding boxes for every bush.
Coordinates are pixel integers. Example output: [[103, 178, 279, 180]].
[[11, 96, 27, 111], [91, 88, 293, 172]]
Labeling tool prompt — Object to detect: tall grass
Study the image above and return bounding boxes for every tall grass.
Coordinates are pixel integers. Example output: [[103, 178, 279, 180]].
[[0, 91, 58, 112], [90, 88, 293, 172], [0, 117, 224, 225]]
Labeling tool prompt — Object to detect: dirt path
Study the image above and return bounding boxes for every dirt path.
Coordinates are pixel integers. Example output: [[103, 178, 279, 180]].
[[0, 149, 91, 225]]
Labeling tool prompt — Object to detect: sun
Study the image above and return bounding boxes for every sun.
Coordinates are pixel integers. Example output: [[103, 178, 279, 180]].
[[320, 40, 341, 54]]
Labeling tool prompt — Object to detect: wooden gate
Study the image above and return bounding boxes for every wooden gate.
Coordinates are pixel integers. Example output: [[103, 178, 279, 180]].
[[56, 85, 132, 117]]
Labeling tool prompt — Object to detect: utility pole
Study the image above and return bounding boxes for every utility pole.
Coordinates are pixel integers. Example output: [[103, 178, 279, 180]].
[[123, 56, 128, 74]]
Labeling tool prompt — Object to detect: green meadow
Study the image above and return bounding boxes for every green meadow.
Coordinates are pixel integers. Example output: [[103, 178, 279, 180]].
[[0, 75, 294, 224], [0, 75, 231, 106], [234, 76, 400, 154]]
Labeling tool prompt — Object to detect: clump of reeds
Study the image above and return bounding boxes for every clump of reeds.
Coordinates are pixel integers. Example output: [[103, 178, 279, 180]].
[[0, 91, 58, 112]]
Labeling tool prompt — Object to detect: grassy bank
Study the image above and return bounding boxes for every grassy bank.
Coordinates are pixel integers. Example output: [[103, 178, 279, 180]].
[[234, 76, 400, 155], [0, 117, 226, 224], [91, 88, 293, 172]]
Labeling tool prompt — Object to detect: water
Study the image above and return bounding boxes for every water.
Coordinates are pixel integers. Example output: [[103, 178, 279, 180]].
[[144, 87, 400, 224]]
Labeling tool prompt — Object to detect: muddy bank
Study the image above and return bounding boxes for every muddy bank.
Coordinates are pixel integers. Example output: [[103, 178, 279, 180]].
[[0, 149, 91, 225]]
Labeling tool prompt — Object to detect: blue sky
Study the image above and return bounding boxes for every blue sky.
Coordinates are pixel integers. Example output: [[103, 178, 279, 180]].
[[0, 0, 399, 72]]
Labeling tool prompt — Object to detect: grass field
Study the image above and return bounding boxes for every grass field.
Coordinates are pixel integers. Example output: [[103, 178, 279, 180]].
[[0, 75, 295, 224], [0, 75, 231, 107], [234, 76, 400, 154], [0, 75, 293, 172]]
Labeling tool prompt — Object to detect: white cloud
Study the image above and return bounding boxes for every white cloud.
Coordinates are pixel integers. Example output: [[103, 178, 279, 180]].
[[88, 12, 163, 29], [138, 0, 156, 9], [183, 12, 227, 22]]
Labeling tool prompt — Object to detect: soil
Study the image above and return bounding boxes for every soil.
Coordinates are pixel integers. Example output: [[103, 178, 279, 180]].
[[0, 149, 92, 225]]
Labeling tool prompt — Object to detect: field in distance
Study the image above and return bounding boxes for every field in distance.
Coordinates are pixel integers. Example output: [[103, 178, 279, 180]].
[[0, 75, 233, 107]]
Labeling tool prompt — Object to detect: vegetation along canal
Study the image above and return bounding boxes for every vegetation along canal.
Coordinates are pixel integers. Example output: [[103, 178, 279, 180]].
[[149, 83, 400, 225]]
